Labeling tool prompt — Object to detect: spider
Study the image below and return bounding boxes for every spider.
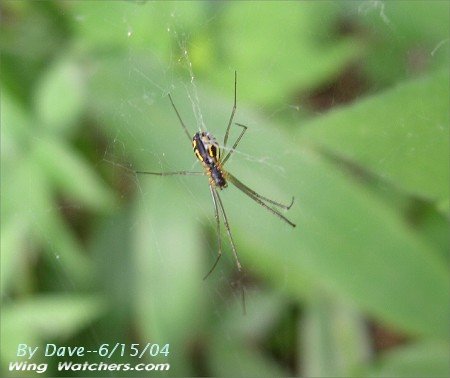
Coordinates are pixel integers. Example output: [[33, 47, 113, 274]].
[[137, 72, 296, 280]]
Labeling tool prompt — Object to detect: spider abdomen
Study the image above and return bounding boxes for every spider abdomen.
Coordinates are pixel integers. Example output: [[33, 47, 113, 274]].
[[209, 165, 227, 189], [192, 131, 228, 189]]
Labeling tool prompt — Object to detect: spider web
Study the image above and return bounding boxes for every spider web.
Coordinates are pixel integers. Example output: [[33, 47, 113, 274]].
[[89, 1, 449, 352], [96, 9, 264, 322], [2, 2, 447, 378]]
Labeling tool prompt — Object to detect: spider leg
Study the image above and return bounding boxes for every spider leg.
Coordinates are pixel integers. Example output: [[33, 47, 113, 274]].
[[221, 123, 248, 166], [227, 173, 296, 227], [227, 173, 294, 209], [208, 186, 246, 314], [241, 281, 247, 315], [223, 71, 237, 148], [136, 170, 204, 176], [203, 185, 222, 280], [215, 188, 242, 272], [168, 94, 192, 142]]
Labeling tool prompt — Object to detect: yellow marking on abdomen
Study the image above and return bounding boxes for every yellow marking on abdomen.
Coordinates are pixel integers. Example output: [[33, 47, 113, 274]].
[[195, 150, 204, 162]]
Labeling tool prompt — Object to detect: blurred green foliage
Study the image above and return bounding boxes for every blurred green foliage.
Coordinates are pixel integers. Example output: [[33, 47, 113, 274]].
[[1, 1, 449, 377]]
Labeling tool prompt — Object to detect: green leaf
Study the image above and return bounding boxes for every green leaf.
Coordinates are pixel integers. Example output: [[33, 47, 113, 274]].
[[355, 1, 450, 85], [34, 57, 86, 135], [71, 1, 203, 58], [133, 182, 206, 342], [2, 91, 95, 290], [299, 69, 449, 210], [212, 2, 364, 104], [1, 295, 105, 363], [0, 218, 29, 294], [368, 341, 450, 378], [236, 144, 448, 339], [33, 136, 116, 211], [301, 295, 370, 377], [210, 336, 289, 377], [87, 53, 449, 339], [1, 91, 34, 161], [6, 156, 93, 285]]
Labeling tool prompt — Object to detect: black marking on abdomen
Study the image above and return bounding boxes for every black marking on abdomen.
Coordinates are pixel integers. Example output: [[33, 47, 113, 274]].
[[193, 132, 227, 189], [210, 165, 227, 188]]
